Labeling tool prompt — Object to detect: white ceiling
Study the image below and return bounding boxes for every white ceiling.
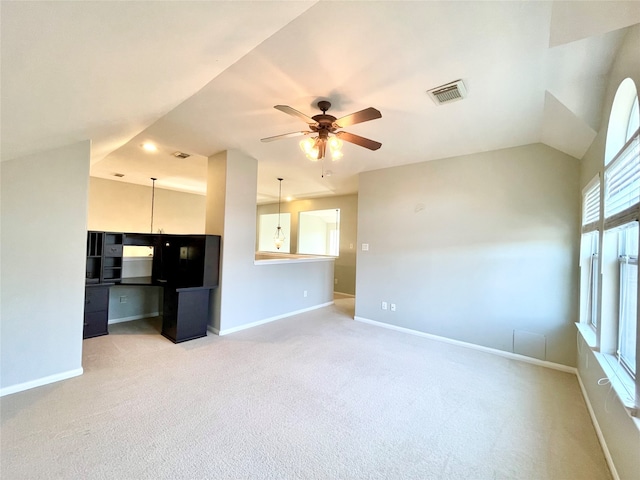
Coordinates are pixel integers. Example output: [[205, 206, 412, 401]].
[[2, 1, 640, 204]]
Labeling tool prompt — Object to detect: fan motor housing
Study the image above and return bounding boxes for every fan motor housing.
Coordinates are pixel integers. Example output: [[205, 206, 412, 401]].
[[317, 100, 331, 112], [311, 114, 338, 132]]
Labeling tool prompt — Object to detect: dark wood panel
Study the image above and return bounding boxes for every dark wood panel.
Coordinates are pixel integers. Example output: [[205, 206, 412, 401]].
[[161, 288, 210, 343], [103, 244, 123, 257], [83, 311, 108, 338], [84, 286, 109, 313]]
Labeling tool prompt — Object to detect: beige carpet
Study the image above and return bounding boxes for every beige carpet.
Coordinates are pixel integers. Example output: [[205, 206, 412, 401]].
[[1, 298, 611, 479]]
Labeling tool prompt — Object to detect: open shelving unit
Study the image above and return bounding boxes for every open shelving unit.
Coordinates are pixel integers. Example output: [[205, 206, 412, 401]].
[[102, 232, 123, 283], [85, 231, 103, 284]]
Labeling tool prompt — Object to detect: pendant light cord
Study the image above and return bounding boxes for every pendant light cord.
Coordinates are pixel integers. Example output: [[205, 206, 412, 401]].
[[277, 177, 283, 227], [150, 177, 157, 234]]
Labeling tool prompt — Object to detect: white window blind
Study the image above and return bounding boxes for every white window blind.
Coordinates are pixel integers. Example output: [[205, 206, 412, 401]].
[[605, 130, 640, 218], [618, 256, 637, 377], [582, 178, 600, 228]]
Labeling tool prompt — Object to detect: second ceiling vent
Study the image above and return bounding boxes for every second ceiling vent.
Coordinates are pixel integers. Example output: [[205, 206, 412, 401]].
[[427, 80, 467, 105]]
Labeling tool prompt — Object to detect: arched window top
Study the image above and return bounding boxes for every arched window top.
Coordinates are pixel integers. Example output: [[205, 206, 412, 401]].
[[605, 78, 639, 165], [627, 94, 639, 142]]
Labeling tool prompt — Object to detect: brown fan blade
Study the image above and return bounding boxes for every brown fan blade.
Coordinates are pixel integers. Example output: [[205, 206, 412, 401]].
[[274, 105, 317, 125], [336, 131, 382, 151], [333, 107, 381, 128], [261, 131, 311, 143]]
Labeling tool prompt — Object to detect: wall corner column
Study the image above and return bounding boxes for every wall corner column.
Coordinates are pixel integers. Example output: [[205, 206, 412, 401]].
[[205, 150, 258, 333]]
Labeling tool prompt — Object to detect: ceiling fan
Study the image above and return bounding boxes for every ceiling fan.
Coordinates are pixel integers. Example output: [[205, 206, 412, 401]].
[[261, 100, 382, 161]]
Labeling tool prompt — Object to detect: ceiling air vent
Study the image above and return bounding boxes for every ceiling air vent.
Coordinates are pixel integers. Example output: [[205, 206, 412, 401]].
[[172, 151, 191, 159], [426, 80, 467, 105]]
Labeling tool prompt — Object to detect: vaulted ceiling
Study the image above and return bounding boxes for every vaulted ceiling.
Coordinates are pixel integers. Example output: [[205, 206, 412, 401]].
[[2, 1, 640, 203]]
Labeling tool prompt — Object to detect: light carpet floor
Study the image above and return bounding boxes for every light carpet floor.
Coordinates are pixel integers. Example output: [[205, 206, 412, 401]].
[[1, 298, 611, 479]]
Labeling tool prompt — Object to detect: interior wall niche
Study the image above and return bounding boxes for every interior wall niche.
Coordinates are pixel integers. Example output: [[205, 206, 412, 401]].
[[258, 213, 291, 253], [298, 209, 340, 256]]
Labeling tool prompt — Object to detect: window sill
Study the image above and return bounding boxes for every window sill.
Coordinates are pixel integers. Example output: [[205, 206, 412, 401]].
[[594, 352, 637, 413], [576, 323, 638, 421], [575, 322, 597, 348], [254, 252, 335, 265]]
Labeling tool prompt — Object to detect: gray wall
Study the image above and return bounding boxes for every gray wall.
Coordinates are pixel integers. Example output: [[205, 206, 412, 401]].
[[207, 150, 334, 333], [108, 285, 162, 323], [1, 141, 90, 393], [577, 24, 640, 480], [356, 143, 580, 367], [257, 194, 358, 295]]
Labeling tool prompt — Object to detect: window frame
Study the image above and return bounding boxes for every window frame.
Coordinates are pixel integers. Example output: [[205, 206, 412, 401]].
[[580, 176, 601, 332], [616, 224, 638, 378], [578, 78, 640, 412]]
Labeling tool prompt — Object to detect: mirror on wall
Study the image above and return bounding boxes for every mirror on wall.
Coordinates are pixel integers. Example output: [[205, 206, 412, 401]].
[[258, 213, 291, 253], [298, 209, 340, 256]]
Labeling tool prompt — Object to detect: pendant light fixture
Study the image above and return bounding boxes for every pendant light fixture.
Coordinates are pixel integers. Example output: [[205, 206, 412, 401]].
[[274, 177, 285, 250]]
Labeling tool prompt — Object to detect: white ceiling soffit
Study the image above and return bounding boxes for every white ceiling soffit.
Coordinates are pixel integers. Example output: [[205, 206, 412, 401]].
[[545, 28, 627, 133], [0, 1, 317, 163], [550, 1, 640, 47], [541, 91, 597, 160]]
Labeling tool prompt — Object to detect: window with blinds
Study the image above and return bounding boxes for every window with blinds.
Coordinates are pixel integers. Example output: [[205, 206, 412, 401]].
[[605, 129, 640, 219], [580, 79, 640, 413], [582, 177, 600, 231], [617, 223, 638, 378]]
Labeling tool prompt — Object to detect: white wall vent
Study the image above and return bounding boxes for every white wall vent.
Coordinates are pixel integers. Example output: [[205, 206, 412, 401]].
[[173, 151, 191, 159], [426, 80, 467, 105]]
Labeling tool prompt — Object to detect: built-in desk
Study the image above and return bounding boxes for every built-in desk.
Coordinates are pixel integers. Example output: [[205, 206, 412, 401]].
[[119, 276, 214, 343], [84, 232, 221, 343]]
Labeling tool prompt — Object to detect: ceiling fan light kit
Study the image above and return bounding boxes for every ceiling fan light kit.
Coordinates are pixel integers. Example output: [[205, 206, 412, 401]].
[[261, 100, 382, 162]]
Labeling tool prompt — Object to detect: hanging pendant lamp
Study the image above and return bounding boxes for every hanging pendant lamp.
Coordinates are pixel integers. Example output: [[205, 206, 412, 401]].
[[274, 178, 285, 250]]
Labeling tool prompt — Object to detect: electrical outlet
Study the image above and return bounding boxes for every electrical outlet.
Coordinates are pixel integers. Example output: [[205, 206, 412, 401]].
[[334, 278, 338, 285], [381, 301, 388, 310], [304, 290, 308, 297], [119, 296, 127, 304], [390, 303, 396, 312], [362, 243, 369, 251]]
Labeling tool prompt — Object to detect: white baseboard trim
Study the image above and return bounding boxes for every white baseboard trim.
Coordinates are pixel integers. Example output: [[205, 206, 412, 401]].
[[354, 316, 577, 374], [211, 301, 335, 336], [576, 371, 620, 480], [108, 312, 160, 325], [0, 367, 83, 397]]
